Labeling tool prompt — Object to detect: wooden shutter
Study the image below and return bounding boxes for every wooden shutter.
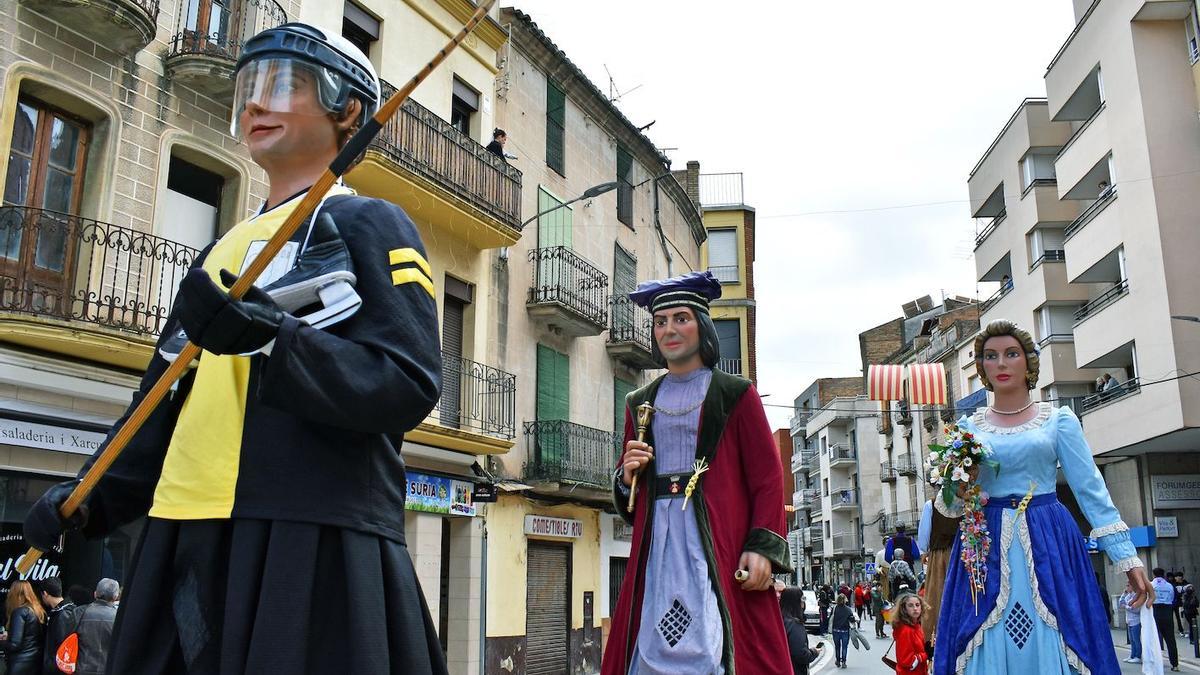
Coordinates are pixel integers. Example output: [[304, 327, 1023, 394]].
[[537, 188, 572, 249], [536, 345, 569, 466], [546, 81, 566, 175], [440, 296, 465, 428], [612, 245, 636, 335], [616, 147, 633, 227], [527, 543, 570, 674]]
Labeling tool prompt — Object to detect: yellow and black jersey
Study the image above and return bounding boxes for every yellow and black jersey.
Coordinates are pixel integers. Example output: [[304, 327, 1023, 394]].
[[76, 187, 441, 544]]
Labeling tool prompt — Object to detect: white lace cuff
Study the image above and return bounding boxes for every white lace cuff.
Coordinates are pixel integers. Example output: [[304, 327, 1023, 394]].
[[933, 494, 962, 518], [1089, 521, 1129, 539], [1115, 555, 1144, 572]]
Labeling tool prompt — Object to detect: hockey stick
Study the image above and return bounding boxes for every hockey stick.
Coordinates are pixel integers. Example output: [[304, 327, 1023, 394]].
[[17, 0, 497, 574]]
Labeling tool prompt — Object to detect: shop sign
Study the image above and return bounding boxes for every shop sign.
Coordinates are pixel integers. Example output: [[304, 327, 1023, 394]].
[[472, 483, 498, 503], [0, 524, 61, 597], [525, 515, 583, 539], [612, 516, 633, 542], [1155, 516, 1179, 538], [405, 471, 476, 517], [0, 418, 106, 456], [1150, 474, 1200, 509]]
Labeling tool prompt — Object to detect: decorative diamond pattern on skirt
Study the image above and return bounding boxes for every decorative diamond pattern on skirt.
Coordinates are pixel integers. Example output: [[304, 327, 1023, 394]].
[[1005, 601, 1033, 650], [657, 598, 693, 648]]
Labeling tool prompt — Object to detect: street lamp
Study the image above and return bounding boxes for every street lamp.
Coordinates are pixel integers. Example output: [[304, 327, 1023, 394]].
[[518, 181, 619, 230], [1172, 315, 1200, 323]]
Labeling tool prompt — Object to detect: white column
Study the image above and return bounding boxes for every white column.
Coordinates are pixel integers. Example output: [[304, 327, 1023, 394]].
[[405, 511, 444, 632], [446, 517, 483, 675]]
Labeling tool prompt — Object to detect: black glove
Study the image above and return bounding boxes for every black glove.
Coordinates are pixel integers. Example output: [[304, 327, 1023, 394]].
[[176, 268, 284, 355], [24, 480, 88, 552]]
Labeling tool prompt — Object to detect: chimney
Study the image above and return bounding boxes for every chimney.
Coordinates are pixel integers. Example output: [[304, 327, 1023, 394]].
[[686, 160, 701, 207]]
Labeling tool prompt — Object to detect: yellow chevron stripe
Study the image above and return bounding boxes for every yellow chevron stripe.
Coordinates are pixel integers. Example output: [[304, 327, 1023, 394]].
[[392, 268, 436, 298], [389, 248, 432, 278]]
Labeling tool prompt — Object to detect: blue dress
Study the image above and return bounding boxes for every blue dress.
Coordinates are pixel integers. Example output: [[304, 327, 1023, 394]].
[[933, 404, 1142, 675]]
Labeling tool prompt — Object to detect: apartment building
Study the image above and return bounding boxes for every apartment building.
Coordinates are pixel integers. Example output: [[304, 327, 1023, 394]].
[[485, 9, 706, 673], [2, 0, 523, 671], [788, 377, 861, 585], [970, 0, 1200, 594], [697, 170, 757, 383]]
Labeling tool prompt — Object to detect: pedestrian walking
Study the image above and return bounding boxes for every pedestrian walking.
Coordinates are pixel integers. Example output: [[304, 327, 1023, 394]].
[[1120, 582, 1143, 664], [1152, 567, 1181, 671], [872, 583, 888, 638], [1183, 584, 1198, 644], [854, 582, 867, 621], [76, 579, 120, 675], [889, 548, 917, 599], [1, 580, 47, 675], [40, 576, 77, 675], [780, 587, 822, 675], [830, 594, 857, 668], [818, 585, 832, 636], [892, 591, 929, 675], [1174, 572, 1189, 637]]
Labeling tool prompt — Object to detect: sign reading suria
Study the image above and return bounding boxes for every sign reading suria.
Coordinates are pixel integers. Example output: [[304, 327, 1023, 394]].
[[525, 515, 583, 539], [405, 471, 476, 517], [0, 418, 106, 455], [1150, 474, 1200, 509]]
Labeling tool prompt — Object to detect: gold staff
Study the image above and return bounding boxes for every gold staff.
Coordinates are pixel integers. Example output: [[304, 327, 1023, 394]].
[[626, 402, 655, 513], [16, 0, 497, 575]]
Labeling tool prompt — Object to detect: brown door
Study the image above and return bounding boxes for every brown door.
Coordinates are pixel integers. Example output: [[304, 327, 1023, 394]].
[[180, 0, 235, 54], [3, 98, 90, 315]]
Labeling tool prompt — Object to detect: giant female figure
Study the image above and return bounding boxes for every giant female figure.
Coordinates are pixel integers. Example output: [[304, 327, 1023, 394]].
[[934, 320, 1152, 674]]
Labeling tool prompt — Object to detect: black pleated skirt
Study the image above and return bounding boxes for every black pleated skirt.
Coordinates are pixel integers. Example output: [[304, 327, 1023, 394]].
[[106, 517, 447, 675]]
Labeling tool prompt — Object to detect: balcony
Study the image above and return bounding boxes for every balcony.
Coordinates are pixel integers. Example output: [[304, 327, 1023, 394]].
[[699, 172, 745, 208], [973, 211, 1006, 249], [897, 457, 918, 477], [433, 356, 516, 439], [831, 488, 858, 512], [526, 247, 609, 336], [979, 282, 1013, 315], [21, 0, 157, 54], [1080, 377, 1140, 414], [166, 0, 287, 102], [1063, 187, 1117, 241], [807, 524, 822, 547], [828, 444, 856, 468], [879, 510, 919, 535], [880, 462, 898, 483], [523, 420, 617, 500], [831, 531, 860, 556], [0, 205, 197, 369], [718, 357, 742, 376], [358, 82, 523, 243], [795, 488, 817, 510], [606, 295, 655, 369], [1073, 279, 1128, 325], [1029, 249, 1066, 271]]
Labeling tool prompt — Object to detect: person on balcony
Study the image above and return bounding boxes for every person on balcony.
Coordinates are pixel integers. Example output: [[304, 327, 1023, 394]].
[[22, 22, 445, 675], [604, 270, 792, 675], [485, 127, 509, 163], [934, 319, 1152, 675]]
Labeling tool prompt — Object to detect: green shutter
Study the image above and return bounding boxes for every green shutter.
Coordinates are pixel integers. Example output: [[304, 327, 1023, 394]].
[[536, 344, 570, 465], [537, 188, 572, 249], [546, 81, 566, 175], [614, 377, 636, 461]]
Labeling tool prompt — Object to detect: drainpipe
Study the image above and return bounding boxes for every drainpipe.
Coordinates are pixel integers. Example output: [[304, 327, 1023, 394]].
[[479, 515, 488, 675], [652, 175, 673, 275]]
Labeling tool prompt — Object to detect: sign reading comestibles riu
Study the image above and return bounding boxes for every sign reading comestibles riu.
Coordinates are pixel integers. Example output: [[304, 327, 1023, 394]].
[[525, 515, 583, 539]]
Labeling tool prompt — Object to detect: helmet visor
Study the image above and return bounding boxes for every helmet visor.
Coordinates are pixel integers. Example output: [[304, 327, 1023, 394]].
[[231, 58, 346, 136]]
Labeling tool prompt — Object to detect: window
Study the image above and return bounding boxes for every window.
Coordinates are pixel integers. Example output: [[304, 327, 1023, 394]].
[[1027, 226, 1066, 265], [714, 318, 741, 375], [3, 98, 91, 300], [612, 244, 636, 334], [822, 477, 829, 497], [450, 77, 479, 138], [616, 146, 633, 227], [536, 344, 569, 463], [707, 229, 738, 283], [1187, 8, 1200, 63], [162, 155, 222, 250], [342, 1, 379, 60], [179, 0, 234, 54], [1020, 149, 1057, 190], [546, 80, 566, 175]]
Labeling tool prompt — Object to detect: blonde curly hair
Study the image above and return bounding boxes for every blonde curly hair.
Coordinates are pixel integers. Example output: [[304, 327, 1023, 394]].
[[974, 319, 1039, 391]]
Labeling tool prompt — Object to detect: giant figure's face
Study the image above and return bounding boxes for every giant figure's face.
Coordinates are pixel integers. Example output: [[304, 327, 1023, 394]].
[[237, 64, 348, 170], [652, 306, 701, 365], [980, 335, 1028, 395]]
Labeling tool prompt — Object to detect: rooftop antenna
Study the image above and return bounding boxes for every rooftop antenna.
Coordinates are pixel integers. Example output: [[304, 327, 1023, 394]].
[[604, 64, 643, 103]]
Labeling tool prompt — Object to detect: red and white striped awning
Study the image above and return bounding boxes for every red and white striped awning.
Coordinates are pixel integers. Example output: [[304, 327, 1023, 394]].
[[908, 363, 947, 406], [867, 364, 905, 401]]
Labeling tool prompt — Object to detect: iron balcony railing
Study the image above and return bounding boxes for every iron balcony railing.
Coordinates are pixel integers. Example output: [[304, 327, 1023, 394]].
[[797, 488, 817, 508], [1081, 377, 1140, 413], [370, 80, 523, 230], [831, 531, 860, 554], [708, 264, 739, 284], [1074, 280, 1128, 324], [523, 420, 616, 490], [980, 282, 1013, 315], [974, 211, 1006, 249], [828, 443, 856, 466], [831, 488, 858, 509], [1059, 395, 1087, 417], [880, 461, 898, 482], [1030, 249, 1066, 270], [435, 356, 516, 439], [807, 524, 822, 546], [699, 172, 744, 207], [607, 294, 652, 352], [0, 206, 198, 337], [718, 357, 742, 376], [1064, 186, 1117, 241], [527, 246, 609, 327], [895, 456, 918, 477], [168, 0, 287, 63]]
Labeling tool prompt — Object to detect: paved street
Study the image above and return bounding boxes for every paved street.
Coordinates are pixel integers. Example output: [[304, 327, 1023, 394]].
[[801, 629, 1200, 673]]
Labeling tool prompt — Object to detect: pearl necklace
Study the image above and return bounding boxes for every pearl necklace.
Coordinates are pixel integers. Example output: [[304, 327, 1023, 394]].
[[989, 400, 1036, 415]]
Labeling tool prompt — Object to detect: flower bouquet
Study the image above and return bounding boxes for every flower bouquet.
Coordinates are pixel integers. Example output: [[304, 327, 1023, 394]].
[[927, 424, 1000, 612]]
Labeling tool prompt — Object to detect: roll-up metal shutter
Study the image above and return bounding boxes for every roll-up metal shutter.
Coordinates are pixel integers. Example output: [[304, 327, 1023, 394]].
[[527, 542, 570, 674], [440, 295, 465, 428]]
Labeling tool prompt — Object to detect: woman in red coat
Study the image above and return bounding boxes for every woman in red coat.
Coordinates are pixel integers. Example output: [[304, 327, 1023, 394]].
[[892, 591, 928, 675], [854, 582, 868, 621]]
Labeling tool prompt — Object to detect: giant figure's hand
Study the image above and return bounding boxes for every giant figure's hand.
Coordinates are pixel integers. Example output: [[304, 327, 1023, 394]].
[[1126, 566, 1154, 609], [738, 551, 772, 591], [24, 480, 88, 552], [620, 439, 654, 487], [177, 268, 283, 355]]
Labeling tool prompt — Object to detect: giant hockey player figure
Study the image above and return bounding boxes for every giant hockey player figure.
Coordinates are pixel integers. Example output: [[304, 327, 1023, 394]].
[[23, 23, 448, 674], [602, 271, 793, 675]]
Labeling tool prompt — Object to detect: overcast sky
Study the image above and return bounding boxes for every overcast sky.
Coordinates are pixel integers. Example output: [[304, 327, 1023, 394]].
[[509, 1, 1078, 427]]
